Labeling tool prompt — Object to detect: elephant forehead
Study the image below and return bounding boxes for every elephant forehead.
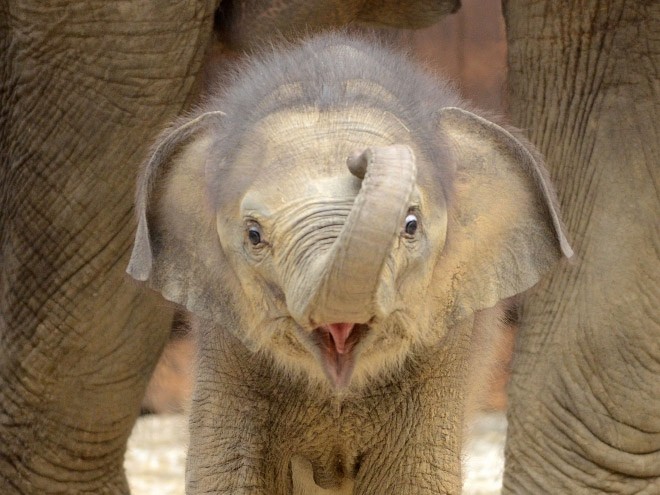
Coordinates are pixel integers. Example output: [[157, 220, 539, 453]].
[[238, 108, 413, 214]]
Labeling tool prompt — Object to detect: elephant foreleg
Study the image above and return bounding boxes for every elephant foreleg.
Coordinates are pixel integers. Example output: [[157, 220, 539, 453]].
[[502, 1, 660, 492], [0, 1, 218, 491]]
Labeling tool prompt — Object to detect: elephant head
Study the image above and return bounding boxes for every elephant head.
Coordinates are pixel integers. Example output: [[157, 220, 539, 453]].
[[127, 35, 571, 390]]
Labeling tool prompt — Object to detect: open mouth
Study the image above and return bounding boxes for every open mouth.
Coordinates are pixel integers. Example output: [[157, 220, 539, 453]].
[[313, 323, 369, 388]]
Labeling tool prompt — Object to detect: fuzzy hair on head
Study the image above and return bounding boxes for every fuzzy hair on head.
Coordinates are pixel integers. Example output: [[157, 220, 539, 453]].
[[199, 33, 464, 205]]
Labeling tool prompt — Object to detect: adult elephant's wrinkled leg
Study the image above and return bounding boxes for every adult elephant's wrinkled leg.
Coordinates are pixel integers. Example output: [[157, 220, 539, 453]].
[[502, 1, 659, 493], [0, 1, 217, 492]]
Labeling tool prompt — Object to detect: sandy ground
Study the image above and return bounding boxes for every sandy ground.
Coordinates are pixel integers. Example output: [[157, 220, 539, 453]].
[[125, 412, 506, 495]]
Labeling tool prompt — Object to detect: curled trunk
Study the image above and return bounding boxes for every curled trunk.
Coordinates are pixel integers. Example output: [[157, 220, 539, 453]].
[[287, 145, 417, 327]]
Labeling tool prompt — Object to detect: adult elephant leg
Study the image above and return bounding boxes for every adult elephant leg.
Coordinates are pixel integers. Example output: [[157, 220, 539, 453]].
[[502, 1, 659, 493], [0, 1, 217, 492]]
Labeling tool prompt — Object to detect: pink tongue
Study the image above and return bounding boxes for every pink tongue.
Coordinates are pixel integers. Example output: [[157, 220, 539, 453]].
[[321, 323, 355, 354]]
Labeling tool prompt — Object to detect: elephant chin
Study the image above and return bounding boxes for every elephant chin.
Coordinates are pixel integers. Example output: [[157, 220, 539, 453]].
[[312, 323, 370, 388]]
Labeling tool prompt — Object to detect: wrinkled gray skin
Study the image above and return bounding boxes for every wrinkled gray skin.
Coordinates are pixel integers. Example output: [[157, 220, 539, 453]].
[[0, 0, 656, 493], [502, 2, 660, 493], [128, 35, 569, 494]]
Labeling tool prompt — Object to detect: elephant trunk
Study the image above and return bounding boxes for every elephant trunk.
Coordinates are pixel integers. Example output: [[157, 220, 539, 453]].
[[287, 145, 417, 328]]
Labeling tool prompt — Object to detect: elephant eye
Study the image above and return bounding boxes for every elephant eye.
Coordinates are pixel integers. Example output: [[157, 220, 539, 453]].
[[247, 222, 263, 246], [404, 214, 418, 236]]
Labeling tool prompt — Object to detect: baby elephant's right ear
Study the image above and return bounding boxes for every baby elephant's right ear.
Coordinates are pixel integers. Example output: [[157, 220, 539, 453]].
[[127, 111, 226, 320]]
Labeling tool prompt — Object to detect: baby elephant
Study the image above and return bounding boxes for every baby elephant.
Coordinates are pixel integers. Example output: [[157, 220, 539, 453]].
[[128, 34, 571, 494]]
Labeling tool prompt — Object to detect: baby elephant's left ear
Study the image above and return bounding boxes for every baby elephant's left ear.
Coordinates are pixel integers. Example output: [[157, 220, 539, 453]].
[[435, 107, 573, 321]]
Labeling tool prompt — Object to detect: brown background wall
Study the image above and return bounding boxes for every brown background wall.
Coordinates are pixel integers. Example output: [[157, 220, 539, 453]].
[[410, 0, 506, 113]]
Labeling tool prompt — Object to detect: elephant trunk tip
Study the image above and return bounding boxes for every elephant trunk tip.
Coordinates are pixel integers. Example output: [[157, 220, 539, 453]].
[[346, 149, 369, 179]]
